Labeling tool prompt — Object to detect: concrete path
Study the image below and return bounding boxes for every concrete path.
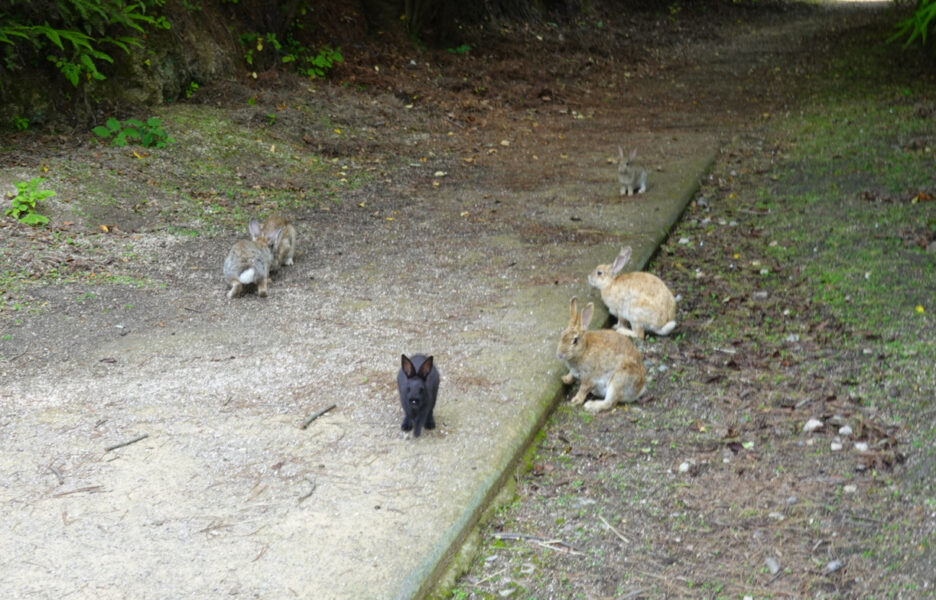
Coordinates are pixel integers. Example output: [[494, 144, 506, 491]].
[[0, 129, 715, 600]]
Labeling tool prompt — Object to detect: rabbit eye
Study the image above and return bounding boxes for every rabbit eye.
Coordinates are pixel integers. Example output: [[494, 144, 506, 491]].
[[572, 335, 579, 345]]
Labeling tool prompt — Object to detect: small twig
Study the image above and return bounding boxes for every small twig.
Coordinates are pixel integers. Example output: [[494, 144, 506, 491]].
[[598, 514, 630, 544], [618, 588, 648, 600], [48, 464, 65, 485], [493, 532, 583, 555], [252, 544, 268, 563], [300, 403, 336, 429], [469, 567, 508, 588], [105, 433, 149, 452], [52, 485, 105, 497]]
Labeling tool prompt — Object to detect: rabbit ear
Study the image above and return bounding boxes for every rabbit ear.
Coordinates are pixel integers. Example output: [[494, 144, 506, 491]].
[[418, 356, 434, 378], [569, 297, 579, 324], [580, 302, 595, 329], [401, 354, 415, 377], [248, 218, 262, 239], [611, 246, 632, 275], [618, 145, 625, 161], [630, 148, 638, 160]]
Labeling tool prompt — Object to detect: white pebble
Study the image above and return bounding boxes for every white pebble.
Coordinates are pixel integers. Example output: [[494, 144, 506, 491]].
[[854, 442, 869, 452], [843, 484, 857, 494], [830, 439, 843, 452], [838, 425, 853, 437], [803, 418, 824, 433]]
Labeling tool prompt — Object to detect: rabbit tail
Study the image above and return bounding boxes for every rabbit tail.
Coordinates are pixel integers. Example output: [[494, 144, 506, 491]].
[[238, 268, 256, 284], [657, 320, 676, 336]]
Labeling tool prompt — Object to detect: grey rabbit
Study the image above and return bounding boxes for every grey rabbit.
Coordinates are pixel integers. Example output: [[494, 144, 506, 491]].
[[222, 218, 282, 299], [618, 146, 648, 196], [397, 354, 439, 438]]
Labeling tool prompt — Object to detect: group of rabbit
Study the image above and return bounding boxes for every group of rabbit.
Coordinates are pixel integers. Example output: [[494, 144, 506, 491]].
[[223, 214, 298, 299], [557, 243, 677, 414], [222, 149, 662, 428], [554, 147, 668, 414]]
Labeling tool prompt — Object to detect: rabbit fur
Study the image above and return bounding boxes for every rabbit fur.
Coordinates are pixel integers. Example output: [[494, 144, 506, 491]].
[[261, 213, 297, 271], [222, 218, 283, 299], [587, 246, 676, 339], [397, 354, 440, 437], [618, 146, 648, 196], [557, 297, 646, 413]]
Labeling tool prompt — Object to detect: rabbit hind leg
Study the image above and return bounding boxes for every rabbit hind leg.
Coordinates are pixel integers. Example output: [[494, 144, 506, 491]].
[[613, 322, 641, 338], [584, 383, 619, 414], [227, 280, 243, 299]]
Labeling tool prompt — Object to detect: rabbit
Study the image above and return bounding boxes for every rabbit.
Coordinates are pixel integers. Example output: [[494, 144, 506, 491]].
[[587, 246, 677, 340], [618, 146, 648, 196], [556, 297, 646, 414], [397, 354, 440, 437], [222, 218, 282, 299], [261, 213, 297, 271]]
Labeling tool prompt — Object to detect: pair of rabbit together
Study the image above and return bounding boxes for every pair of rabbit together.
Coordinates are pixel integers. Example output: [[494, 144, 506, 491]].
[[557, 246, 677, 414], [223, 214, 298, 299]]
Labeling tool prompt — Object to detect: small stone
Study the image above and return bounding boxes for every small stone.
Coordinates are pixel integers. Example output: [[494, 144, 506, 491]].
[[838, 425, 853, 437], [854, 442, 869, 452], [678, 237, 691, 245], [830, 438, 843, 452], [803, 418, 824, 433], [678, 461, 692, 473], [786, 495, 798, 505], [765, 557, 781, 575], [785, 333, 800, 343], [752, 290, 769, 301], [768, 511, 785, 521], [825, 559, 844, 574], [843, 484, 858, 494]]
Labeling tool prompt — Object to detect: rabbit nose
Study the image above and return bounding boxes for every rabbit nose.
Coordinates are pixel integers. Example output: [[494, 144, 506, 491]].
[[409, 398, 419, 406]]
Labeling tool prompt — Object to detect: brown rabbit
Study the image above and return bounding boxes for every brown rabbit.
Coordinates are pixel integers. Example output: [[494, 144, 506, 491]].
[[587, 246, 676, 339], [222, 218, 282, 299], [260, 213, 297, 271], [556, 297, 646, 414]]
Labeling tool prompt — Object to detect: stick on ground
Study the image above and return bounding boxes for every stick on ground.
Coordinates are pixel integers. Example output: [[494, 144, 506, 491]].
[[300, 403, 336, 429], [105, 433, 149, 452]]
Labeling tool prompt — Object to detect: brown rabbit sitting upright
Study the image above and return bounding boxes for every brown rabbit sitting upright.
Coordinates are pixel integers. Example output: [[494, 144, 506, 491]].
[[260, 213, 297, 271], [556, 297, 646, 414], [587, 246, 676, 339]]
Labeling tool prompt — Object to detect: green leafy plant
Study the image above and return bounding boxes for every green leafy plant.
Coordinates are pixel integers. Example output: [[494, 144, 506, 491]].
[[446, 44, 471, 54], [0, 1, 170, 89], [890, 0, 936, 53], [6, 177, 53, 226], [93, 117, 174, 148], [239, 32, 342, 78], [184, 81, 199, 98], [12, 117, 29, 131], [297, 45, 343, 78]]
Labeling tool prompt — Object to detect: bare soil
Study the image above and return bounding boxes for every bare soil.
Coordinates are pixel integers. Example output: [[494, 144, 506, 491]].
[[1, 1, 934, 599]]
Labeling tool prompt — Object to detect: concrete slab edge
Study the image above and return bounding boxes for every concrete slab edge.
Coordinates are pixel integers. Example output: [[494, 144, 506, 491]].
[[395, 145, 719, 600]]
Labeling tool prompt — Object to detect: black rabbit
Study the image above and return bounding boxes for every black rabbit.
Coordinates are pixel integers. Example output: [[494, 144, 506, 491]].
[[397, 354, 439, 437]]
